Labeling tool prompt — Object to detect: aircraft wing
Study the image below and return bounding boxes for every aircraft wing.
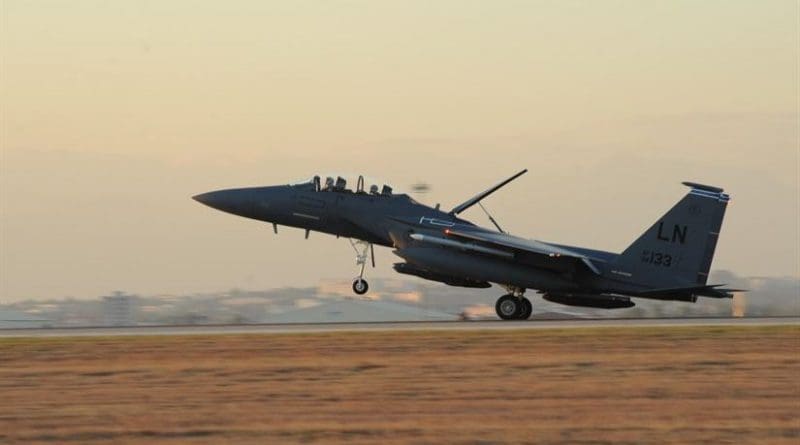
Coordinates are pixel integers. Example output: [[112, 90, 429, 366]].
[[444, 228, 603, 275]]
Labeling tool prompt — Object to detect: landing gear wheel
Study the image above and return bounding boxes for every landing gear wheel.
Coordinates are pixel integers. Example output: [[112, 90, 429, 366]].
[[352, 278, 369, 295], [518, 297, 532, 320], [495, 294, 521, 320]]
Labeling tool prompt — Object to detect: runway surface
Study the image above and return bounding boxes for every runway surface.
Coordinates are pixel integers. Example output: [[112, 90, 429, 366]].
[[1, 316, 797, 337]]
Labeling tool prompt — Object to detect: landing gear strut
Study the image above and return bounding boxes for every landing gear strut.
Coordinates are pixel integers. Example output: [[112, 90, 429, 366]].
[[495, 292, 532, 320], [350, 239, 374, 295]]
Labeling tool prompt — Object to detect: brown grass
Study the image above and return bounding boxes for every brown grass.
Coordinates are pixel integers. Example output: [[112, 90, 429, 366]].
[[0, 326, 798, 444]]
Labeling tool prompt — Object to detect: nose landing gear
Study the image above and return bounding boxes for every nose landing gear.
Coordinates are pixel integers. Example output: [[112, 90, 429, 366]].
[[350, 239, 374, 295], [495, 292, 532, 320]]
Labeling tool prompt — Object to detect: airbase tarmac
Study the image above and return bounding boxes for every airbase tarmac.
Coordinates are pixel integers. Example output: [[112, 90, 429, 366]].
[[1, 322, 798, 444]]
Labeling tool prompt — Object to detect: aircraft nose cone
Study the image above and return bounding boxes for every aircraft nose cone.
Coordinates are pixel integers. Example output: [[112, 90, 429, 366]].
[[192, 191, 225, 209], [192, 189, 250, 215], [193, 185, 290, 220]]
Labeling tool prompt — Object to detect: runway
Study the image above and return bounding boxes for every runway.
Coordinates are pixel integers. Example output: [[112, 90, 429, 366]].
[[1, 316, 797, 337]]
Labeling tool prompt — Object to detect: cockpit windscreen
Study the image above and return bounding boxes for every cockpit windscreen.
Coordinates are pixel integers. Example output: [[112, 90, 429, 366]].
[[292, 175, 398, 197]]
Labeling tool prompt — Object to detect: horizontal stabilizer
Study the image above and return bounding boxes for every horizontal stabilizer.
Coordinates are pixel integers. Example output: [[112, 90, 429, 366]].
[[638, 284, 745, 299]]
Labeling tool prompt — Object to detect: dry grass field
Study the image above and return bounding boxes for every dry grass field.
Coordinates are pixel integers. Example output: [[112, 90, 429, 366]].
[[0, 325, 798, 444]]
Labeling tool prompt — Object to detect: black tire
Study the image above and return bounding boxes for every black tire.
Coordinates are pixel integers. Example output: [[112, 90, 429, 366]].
[[495, 294, 521, 320], [352, 279, 369, 295], [518, 297, 532, 320]]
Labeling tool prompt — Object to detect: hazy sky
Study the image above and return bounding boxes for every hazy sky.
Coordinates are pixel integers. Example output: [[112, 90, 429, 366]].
[[1, 1, 798, 301]]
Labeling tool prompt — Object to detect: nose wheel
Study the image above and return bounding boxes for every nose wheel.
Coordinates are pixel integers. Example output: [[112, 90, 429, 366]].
[[350, 239, 374, 295], [495, 294, 532, 320], [352, 278, 369, 295]]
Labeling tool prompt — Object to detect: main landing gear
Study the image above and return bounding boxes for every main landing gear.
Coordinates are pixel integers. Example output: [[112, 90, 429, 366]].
[[495, 294, 532, 320], [350, 239, 374, 295]]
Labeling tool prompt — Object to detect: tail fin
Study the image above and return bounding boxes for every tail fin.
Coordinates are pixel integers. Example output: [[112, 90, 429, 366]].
[[613, 182, 730, 287]]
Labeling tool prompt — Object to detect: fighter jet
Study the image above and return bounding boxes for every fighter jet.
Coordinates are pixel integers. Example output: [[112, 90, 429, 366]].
[[194, 171, 740, 320]]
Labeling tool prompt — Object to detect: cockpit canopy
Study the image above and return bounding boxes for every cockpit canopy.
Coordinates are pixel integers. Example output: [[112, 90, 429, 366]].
[[291, 175, 395, 197]]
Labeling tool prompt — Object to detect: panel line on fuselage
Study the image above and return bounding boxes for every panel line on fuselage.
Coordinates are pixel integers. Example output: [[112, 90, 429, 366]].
[[292, 212, 322, 220]]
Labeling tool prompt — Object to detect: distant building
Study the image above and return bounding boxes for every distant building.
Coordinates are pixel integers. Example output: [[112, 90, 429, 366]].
[[103, 292, 138, 326], [0, 310, 50, 329]]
